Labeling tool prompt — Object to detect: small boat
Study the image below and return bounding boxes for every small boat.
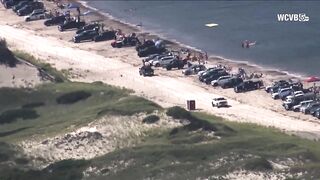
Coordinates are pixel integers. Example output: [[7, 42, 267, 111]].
[[205, 23, 218, 28]]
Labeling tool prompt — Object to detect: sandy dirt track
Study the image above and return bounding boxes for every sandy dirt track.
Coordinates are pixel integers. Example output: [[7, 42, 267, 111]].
[[1, 5, 320, 140]]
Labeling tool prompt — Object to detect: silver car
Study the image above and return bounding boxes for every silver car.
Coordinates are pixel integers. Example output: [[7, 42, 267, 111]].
[[151, 56, 177, 67]]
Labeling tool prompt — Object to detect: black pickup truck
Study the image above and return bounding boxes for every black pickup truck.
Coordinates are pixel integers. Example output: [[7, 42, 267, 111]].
[[44, 15, 66, 26], [58, 20, 86, 32]]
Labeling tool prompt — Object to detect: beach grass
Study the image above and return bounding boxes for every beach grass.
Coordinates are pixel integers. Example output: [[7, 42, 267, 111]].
[[1, 94, 320, 179], [0, 82, 159, 142], [0, 38, 18, 67], [0, 65, 319, 179], [13, 50, 68, 83], [82, 110, 320, 179]]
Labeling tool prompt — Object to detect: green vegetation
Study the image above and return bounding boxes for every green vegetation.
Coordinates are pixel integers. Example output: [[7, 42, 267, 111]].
[[166, 106, 191, 119], [2, 46, 320, 179], [0, 38, 18, 67], [0, 159, 88, 180], [244, 157, 273, 171], [73, 111, 320, 179], [97, 96, 161, 116], [0, 82, 159, 142], [0, 109, 39, 124], [22, 102, 45, 109], [13, 50, 68, 83], [56, 90, 91, 104], [2, 91, 320, 179], [142, 115, 160, 124]]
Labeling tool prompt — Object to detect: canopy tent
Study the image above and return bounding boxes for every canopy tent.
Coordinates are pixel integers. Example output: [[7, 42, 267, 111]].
[[305, 76, 320, 83]]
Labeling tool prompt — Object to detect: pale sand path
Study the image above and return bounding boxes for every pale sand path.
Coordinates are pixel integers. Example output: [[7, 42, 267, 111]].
[[0, 62, 42, 88], [1, 24, 320, 140]]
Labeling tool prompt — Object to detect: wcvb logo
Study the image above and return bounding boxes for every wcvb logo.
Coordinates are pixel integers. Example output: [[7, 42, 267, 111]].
[[277, 13, 309, 22]]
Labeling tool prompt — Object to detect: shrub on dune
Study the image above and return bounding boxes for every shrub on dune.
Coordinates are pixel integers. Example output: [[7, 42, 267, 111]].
[[0, 109, 39, 124], [0, 38, 18, 67], [56, 91, 91, 104], [142, 115, 160, 124]]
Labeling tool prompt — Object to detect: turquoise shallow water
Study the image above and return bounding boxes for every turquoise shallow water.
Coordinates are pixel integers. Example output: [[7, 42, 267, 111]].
[[84, 1, 320, 76]]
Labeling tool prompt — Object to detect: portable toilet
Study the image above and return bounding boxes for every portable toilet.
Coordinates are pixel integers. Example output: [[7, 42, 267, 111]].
[[187, 100, 196, 111]]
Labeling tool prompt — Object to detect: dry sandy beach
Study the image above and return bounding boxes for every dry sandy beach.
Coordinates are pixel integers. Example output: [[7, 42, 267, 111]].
[[0, 61, 42, 88], [1, 1, 320, 141]]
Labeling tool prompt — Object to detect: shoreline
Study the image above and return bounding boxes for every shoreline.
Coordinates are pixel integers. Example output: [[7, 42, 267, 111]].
[[77, 0, 307, 81]]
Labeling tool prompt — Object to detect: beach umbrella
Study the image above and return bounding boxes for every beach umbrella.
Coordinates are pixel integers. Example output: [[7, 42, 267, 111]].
[[305, 76, 320, 83]]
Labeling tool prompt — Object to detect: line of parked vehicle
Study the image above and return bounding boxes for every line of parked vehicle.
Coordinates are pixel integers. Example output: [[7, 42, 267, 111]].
[[137, 40, 190, 76], [2, 0, 140, 46], [197, 65, 263, 93], [138, 51, 186, 76], [1, 0, 48, 20], [265, 80, 320, 119], [11, 0, 315, 115], [137, 49, 266, 109]]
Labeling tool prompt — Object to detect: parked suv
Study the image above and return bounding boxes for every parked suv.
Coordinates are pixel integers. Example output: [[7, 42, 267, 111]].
[[25, 9, 46, 21], [283, 92, 315, 110], [234, 80, 263, 93], [265, 80, 289, 93], [203, 71, 229, 85], [198, 68, 224, 81], [151, 56, 177, 67], [292, 100, 314, 112], [17, 1, 43, 16], [12, 0, 32, 12], [301, 102, 320, 114], [212, 97, 228, 108], [211, 75, 232, 86], [312, 109, 320, 119], [219, 77, 243, 89], [272, 87, 291, 99], [163, 59, 185, 70], [4, 0, 25, 9], [73, 29, 98, 43]]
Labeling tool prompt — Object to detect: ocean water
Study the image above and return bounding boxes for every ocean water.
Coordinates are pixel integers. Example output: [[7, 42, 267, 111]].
[[84, 1, 320, 76]]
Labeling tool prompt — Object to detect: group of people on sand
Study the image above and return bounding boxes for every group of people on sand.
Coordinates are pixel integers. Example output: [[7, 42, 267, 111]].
[[183, 50, 208, 65], [238, 67, 263, 79]]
